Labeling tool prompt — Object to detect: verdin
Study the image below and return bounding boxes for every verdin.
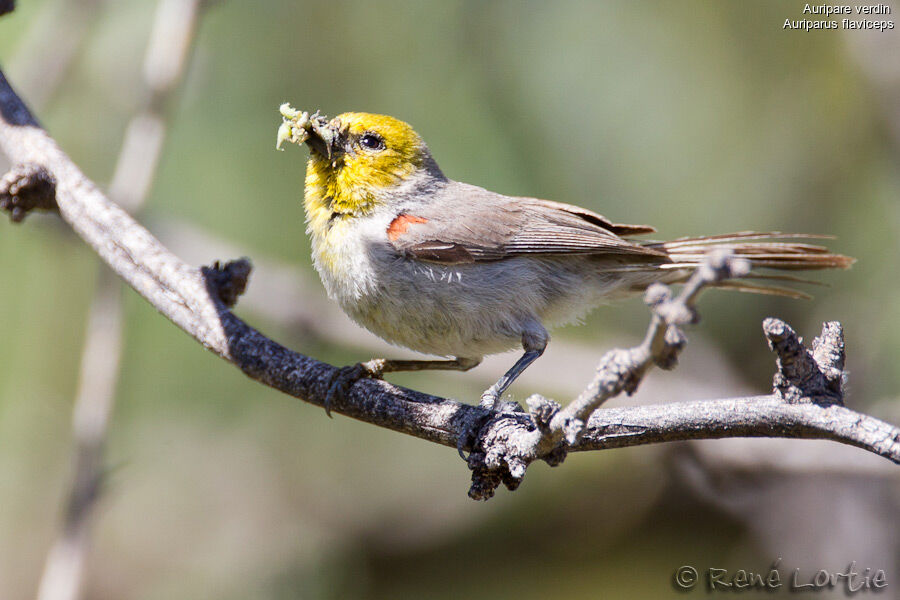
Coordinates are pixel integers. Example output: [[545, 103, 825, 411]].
[[276, 106, 852, 409]]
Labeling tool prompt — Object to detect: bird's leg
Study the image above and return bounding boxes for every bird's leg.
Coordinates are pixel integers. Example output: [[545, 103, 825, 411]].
[[478, 351, 543, 410], [479, 328, 548, 411], [324, 356, 481, 417], [456, 330, 548, 460], [374, 357, 482, 374]]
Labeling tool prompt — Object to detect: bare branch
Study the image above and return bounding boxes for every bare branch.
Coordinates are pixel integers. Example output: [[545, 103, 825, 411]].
[[574, 396, 900, 459], [35, 273, 122, 600], [107, 0, 201, 213], [764, 318, 845, 403], [1, 64, 897, 502]]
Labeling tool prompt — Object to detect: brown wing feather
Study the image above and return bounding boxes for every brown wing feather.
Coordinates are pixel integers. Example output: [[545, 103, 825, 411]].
[[402, 241, 475, 264], [388, 185, 665, 265], [525, 198, 656, 237]]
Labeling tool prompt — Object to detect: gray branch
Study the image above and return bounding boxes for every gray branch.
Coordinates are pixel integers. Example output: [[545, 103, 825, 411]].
[[1, 65, 898, 501]]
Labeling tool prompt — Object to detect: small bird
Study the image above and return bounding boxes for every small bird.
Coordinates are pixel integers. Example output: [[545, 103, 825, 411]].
[[276, 105, 853, 410]]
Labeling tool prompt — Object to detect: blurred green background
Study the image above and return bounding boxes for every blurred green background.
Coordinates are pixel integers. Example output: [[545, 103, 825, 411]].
[[1, 1, 899, 599]]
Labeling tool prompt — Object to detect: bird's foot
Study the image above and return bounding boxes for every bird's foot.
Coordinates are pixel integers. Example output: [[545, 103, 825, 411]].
[[1, 164, 57, 223], [479, 387, 522, 412], [323, 359, 386, 417], [457, 412, 490, 461], [479, 389, 499, 410], [458, 391, 523, 459]]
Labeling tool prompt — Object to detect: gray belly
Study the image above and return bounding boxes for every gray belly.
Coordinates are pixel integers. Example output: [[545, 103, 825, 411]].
[[343, 254, 623, 358]]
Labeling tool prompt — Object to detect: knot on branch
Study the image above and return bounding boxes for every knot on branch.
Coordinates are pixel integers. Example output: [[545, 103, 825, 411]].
[[763, 318, 846, 404], [465, 411, 546, 500], [465, 397, 572, 500], [525, 394, 560, 432], [1, 163, 57, 222], [201, 258, 252, 308]]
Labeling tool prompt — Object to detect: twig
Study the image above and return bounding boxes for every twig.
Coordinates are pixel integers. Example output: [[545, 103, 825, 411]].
[[107, 0, 201, 213], [25, 2, 204, 599], [551, 250, 751, 444], [34, 274, 122, 600], [1, 65, 898, 502]]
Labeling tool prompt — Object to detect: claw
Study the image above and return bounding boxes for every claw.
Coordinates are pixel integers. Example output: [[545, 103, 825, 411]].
[[456, 411, 491, 461], [456, 434, 470, 461], [465, 388, 513, 457], [460, 389, 520, 460], [323, 360, 384, 417], [479, 389, 500, 410], [457, 422, 477, 460]]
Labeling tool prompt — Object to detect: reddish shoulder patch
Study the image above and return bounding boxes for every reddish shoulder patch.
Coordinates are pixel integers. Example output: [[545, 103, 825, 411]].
[[387, 214, 428, 241]]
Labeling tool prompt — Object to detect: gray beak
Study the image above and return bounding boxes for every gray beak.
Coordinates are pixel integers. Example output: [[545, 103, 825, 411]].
[[306, 119, 339, 160]]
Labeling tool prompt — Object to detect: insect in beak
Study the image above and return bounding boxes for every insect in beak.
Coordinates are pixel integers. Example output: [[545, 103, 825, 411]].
[[307, 119, 338, 160], [275, 105, 342, 164]]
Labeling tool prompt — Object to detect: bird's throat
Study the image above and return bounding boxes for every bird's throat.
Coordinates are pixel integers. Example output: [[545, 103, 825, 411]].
[[304, 155, 377, 226], [303, 150, 421, 226]]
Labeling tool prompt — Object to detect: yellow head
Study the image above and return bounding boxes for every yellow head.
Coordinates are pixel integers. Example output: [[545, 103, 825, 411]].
[[302, 112, 440, 227]]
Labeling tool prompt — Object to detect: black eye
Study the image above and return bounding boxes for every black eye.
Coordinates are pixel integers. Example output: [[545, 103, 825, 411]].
[[359, 133, 385, 151]]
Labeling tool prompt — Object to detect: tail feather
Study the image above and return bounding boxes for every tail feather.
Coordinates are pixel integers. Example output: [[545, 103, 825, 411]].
[[713, 280, 812, 300], [740, 273, 828, 286], [657, 231, 834, 246], [638, 231, 854, 298]]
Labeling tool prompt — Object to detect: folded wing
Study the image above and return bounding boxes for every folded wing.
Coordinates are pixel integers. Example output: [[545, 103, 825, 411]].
[[387, 187, 664, 265]]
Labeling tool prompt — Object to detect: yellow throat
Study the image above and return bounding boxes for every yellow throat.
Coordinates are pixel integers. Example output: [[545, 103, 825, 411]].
[[303, 112, 429, 238]]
